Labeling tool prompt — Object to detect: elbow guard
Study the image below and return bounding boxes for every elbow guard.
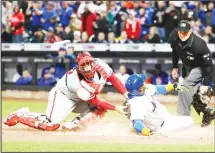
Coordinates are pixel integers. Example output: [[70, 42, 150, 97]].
[[132, 120, 150, 136]]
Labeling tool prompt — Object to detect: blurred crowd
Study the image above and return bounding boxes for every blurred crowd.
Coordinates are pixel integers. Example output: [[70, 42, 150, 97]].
[[2, 1, 215, 44], [12, 59, 213, 87]]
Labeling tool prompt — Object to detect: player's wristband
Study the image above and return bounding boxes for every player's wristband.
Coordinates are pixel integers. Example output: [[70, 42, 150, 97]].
[[141, 127, 150, 136], [166, 84, 174, 92]]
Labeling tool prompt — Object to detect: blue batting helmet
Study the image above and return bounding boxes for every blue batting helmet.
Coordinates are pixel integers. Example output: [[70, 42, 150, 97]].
[[125, 74, 147, 96]]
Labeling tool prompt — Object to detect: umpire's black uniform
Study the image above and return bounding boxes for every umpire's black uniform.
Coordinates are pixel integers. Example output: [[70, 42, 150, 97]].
[[169, 20, 214, 126]]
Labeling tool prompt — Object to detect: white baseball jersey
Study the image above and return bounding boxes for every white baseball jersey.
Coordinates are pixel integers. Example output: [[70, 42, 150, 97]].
[[128, 84, 194, 133], [128, 84, 169, 131], [55, 58, 113, 101]]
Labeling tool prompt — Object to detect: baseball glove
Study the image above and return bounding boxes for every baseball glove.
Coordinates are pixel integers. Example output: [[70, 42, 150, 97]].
[[122, 101, 131, 119]]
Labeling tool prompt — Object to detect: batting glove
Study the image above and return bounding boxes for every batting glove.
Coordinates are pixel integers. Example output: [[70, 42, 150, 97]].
[[173, 82, 190, 92]]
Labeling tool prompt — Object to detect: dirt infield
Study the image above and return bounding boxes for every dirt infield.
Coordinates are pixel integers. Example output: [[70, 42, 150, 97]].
[[2, 121, 214, 145]]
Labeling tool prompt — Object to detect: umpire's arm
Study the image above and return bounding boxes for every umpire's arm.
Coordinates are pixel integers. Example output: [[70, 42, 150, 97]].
[[171, 44, 179, 69], [200, 43, 214, 86], [168, 30, 179, 69]]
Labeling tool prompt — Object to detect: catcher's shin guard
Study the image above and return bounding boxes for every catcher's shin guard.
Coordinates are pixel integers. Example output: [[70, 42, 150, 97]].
[[18, 113, 60, 131], [192, 86, 215, 126]]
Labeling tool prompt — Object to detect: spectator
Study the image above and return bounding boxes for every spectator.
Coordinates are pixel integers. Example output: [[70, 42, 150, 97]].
[[94, 1, 107, 14], [124, 10, 141, 42], [198, 2, 215, 28], [164, 1, 181, 39], [32, 30, 45, 43], [58, 1, 73, 27], [62, 26, 73, 42], [2, 1, 13, 26], [94, 10, 110, 38], [207, 2, 215, 32], [77, 2, 95, 18], [152, 64, 168, 85], [44, 27, 62, 43], [108, 1, 121, 36], [1, 24, 12, 43], [57, 47, 67, 59], [12, 63, 23, 83], [22, 1, 33, 32], [145, 26, 161, 43], [115, 64, 130, 84], [143, 1, 154, 23], [200, 25, 215, 43], [55, 23, 64, 39], [41, 1, 59, 31], [38, 69, 57, 86], [178, 4, 193, 22], [152, 1, 166, 40], [81, 31, 89, 43], [72, 31, 81, 43], [190, 19, 202, 36], [107, 32, 116, 43], [66, 46, 76, 60], [16, 69, 32, 85], [49, 65, 56, 76], [66, 46, 76, 68], [191, 1, 201, 21], [55, 47, 67, 79], [116, 31, 133, 44], [68, 14, 81, 32], [10, 4, 25, 43], [31, 1, 44, 33], [97, 32, 107, 43], [81, 4, 97, 37], [118, 12, 127, 33], [136, 8, 151, 39]]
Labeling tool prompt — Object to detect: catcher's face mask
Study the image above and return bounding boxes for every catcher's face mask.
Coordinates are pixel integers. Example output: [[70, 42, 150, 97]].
[[78, 59, 96, 81], [77, 52, 96, 82]]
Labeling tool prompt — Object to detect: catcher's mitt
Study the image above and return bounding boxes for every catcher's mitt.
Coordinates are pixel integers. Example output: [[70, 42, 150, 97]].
[[122, 101, 131, 119]]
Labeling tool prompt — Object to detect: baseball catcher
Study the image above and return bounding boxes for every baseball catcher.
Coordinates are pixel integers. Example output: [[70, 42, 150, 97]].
[[4, 51, 129, 131], [123, 74, 194, 136]]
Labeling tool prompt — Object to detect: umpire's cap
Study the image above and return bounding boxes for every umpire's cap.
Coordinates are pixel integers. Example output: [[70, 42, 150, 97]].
[[125, 74, 147, 96], [176, 20, 191, 32]]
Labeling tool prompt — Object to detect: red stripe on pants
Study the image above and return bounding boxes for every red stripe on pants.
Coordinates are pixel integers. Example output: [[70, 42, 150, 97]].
[[49, 91, 57, 120]]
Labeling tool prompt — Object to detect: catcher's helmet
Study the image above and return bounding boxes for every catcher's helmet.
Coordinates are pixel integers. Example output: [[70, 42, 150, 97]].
[[76, 51, 96, 81], [125, 74, 147, 96]]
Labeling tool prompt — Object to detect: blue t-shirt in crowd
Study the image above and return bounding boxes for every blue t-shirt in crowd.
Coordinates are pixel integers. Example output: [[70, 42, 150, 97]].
[[16, 76, 32, 85], [59, 7, 73, 27], [38, 76, 57, 86], [152, 71, 169, 85], [32, 8, 44, 26], [41, 10, 58, 30]]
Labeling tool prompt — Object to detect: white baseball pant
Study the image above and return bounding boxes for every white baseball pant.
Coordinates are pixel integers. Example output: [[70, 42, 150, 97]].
[[46, 87, 92, 124]]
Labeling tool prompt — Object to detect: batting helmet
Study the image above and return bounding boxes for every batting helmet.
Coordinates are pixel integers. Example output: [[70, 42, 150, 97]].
[[76, 52, 96, 81], [125, 74, 147, 96]]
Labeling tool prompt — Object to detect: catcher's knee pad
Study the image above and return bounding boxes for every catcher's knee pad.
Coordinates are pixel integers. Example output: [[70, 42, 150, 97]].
[[18, 113, 60, 131], [192, 86, 213, 115]]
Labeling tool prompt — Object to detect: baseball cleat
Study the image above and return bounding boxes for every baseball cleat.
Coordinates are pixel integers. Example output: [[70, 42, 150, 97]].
[[4, 107, 30, 126]]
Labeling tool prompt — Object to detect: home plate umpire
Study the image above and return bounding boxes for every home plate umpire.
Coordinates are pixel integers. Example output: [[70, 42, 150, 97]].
[[169, 20, 214, 127]]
